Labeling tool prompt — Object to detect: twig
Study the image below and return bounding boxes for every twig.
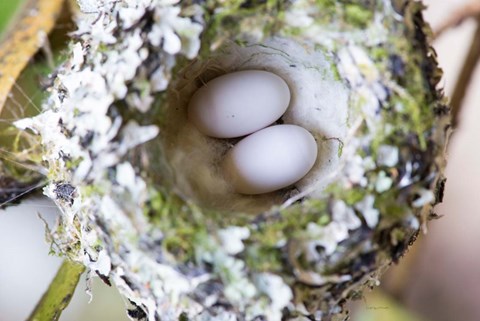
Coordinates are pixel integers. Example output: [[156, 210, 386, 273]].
[[0, 0, 64, 113], [27, 259, 85, 321], [434, 1, 480, 39], [450, 17, 480, 127]]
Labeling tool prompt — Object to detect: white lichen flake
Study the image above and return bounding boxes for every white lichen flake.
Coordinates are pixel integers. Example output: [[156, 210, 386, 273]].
[[14, 0, 449, 320], [218, 226, 250, 255]]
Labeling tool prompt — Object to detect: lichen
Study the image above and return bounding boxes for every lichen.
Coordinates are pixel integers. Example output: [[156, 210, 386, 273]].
[[14, 0, 449, 321]]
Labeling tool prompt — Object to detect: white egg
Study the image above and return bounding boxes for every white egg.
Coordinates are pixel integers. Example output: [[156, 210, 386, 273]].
[[188, 70, 291, 138], [223, 125, 318, 194]]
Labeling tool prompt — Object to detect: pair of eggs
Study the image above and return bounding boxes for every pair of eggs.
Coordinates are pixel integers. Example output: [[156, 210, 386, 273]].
[[188, 70, 318, 195]]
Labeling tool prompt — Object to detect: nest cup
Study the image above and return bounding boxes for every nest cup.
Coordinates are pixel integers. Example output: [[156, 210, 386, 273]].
[[160, 37, 350, 213]]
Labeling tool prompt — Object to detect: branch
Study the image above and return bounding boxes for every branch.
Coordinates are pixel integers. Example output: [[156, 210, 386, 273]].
[[27, 259, 85, 321], [450, 18, 480, 127], [434, 1, 480, 39]]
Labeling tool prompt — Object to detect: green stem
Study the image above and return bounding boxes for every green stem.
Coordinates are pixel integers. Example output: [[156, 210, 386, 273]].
[[27, 259, 85, 321]]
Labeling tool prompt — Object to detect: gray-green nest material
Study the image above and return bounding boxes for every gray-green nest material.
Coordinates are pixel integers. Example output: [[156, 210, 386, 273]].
[[14, 0, 449, 320]]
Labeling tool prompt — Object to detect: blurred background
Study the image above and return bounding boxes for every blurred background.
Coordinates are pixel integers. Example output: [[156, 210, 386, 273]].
[[1, 0, 479, 320]]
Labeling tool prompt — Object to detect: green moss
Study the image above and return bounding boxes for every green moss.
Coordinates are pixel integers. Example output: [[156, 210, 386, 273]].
[[147, 189, 212, 262], [179, 313, 190, 321], [199, 0, 290, 60], [154, 195, 329, 271], [369, 46, 389, 61], [254, 202, 328, 242], [316, 0, 336, 7], [315, 0, 338, 19], [244, 244, 283, 272], [344, 4, 373, 28], [375, 189, 408, 219], [345, 188, 369, 205], [376, 31, 437, 151], [65, 157, 83, 170]]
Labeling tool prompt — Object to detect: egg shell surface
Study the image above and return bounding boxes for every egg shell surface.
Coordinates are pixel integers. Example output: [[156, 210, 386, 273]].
[[223, 124, 318, 194], [188, 70, 291, 138]]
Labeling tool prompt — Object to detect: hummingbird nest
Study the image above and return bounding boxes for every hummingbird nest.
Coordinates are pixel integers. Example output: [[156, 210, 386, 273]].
[[15, 1, 449, 320]]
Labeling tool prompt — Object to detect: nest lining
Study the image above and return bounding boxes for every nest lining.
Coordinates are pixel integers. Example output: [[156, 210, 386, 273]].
[[162, 37, 349, 213]]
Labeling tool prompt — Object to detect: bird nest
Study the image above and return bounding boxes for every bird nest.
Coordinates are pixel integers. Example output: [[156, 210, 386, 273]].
[[15, 1, 449, 320]]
